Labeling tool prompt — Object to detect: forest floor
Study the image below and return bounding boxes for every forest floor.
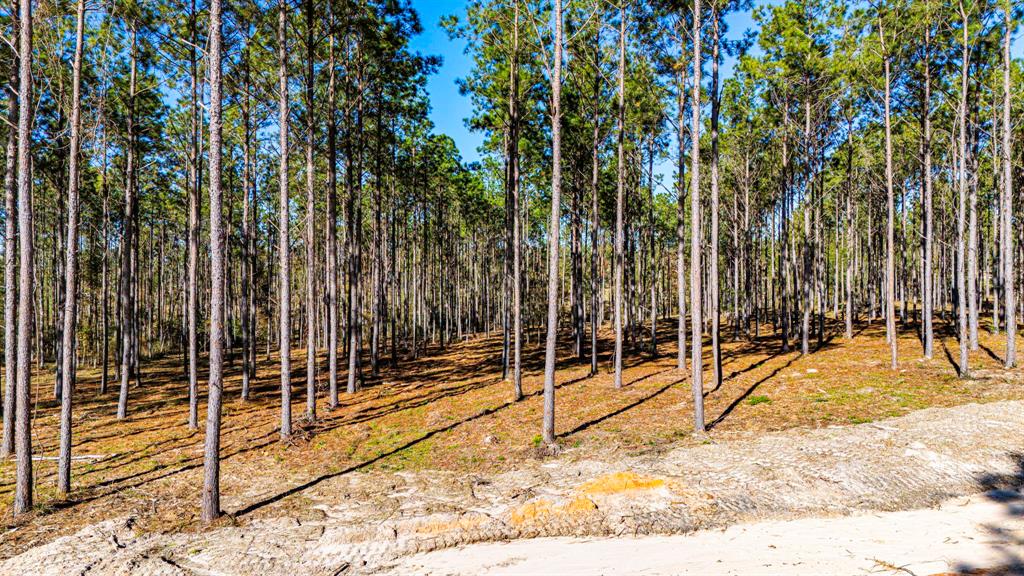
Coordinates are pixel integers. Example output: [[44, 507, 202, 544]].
[[0, 317, 1023, 574]]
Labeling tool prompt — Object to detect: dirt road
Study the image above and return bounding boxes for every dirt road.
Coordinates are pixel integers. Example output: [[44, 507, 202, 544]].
[[391, 491, 1024, 575]]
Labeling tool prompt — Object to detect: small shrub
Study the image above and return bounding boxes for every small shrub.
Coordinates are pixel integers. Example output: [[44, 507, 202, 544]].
[[747, 395, 771, 406]]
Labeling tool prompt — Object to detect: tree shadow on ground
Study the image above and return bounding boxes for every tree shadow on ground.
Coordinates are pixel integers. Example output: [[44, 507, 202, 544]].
[[948, 454, 1024, 575], [943, 339, 964, 375], [559, 378, 684, 437], [10, 313, 1023, 555], [979, 341, 1006, 365], [231, 367, 599, 518], [703, 332, 842, 430], [705, 356, 799, 431], [11, 315, 691, 514]]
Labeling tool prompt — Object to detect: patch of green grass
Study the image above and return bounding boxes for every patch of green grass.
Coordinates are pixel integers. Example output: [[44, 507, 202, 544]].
[[532, 434, 542, 447], [747, 395, 771, 406], [889, 389, 926, 410], [377, 437, 435, 471]]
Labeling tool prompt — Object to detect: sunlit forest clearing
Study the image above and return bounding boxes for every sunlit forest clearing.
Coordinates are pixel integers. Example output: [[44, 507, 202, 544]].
[[2, 317, 1022, 559]]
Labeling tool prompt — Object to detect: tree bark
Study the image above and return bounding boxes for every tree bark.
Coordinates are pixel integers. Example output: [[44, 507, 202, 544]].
[[57, 0, 86, 496], [647, 138, 656, 355], [541, 0, 563, 445], [921, 22, 933, 359], [801, 99, 811, 356], [186, 0, 200, 429], [241, 26, 253, 401], [589, 20, 601, 377], [1, 6, 18, 457], [304, 0, 317, 421], [881, 20, 897, 369], [844, 114, 854, 340], [968, 105, 979, 352], [100, 91, 109, 396], [117, 26, 138, 420], [1002, 1, 1015, 367], [12, 0, 33, 515], [676, 21, 688, 373], [613, 6, 626, 390], [202, 0, 225, 522], [689, 0, 705, 433], [956, 1, 970, 378], [709, 7, 721, 387], [278, 0, 293, 437], [327, 14, 339, 408], [346, 51, 365, 395], [510, 0, 523, 399]]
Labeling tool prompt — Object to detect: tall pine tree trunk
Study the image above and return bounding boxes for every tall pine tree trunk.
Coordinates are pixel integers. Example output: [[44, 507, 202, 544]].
[[327, 16, 339, 408], [689, 0, 705, 433], [57, 0, 86, 496], [100, 94, 109, 395], [676, 25, 687, 373], [12, 0, 33, 515], [117, 26, 138, 420], [647, 138, 657, 354], [1, 14, 18, 457], [241, 29, 253, 401], [780, 104, 791, 352], [186, 0, 200, 429], [347, 54, 365, 394], [1002, 1, 1015, 367], [589, 21, 601, 377], [278, 0, 293, 437], [921, 22, 934, 359], [613, 6, 626, 389], [801, 99, 811, 356], [510, 0, 523, 398], [304, 0, 317, 420], [956, 1, 970, 378], [968, 107, 979, 352], [844, 114, 854, 340], [202, 0, 226, 522], [541, 0, 563, 445], [709, 7, 721, 387], [881, 21, 897, 370]]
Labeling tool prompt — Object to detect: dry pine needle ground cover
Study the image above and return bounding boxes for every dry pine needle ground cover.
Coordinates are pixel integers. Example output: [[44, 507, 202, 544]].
[[0, 315, 1021, 559]]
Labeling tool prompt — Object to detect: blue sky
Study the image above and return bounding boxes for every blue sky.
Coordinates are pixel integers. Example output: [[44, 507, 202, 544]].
[[408, 0, 482, 163], [408, 0, 760, 165], [408, 1, 1022, 166]]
